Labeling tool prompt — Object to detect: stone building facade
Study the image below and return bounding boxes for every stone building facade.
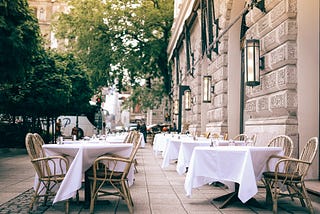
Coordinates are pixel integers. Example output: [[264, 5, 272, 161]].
[[28, 0, 68, 49], [167, 0, 319, 179]]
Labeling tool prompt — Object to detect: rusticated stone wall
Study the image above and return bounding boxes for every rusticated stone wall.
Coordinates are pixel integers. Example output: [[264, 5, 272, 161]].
[[244, 0, 299, 155]]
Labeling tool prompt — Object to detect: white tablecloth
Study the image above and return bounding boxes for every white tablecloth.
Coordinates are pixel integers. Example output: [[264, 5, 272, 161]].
[[176, 140, 246, 174], [161, 137, 210, 169], [176, 140, 211, 174], [184, 146, 283, 203], [63, 132, 145, 147], [152, 133, 175, 155], [42, 143, 133, 203]]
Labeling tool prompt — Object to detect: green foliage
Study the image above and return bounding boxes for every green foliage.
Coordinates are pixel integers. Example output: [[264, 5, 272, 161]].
[[49, 51, 93, 116], [122, 81, 165, 112], [0, 0, 43, 83], [54, 0, 174, 109]]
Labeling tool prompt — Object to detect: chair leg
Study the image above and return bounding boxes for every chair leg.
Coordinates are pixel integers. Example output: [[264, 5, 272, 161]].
[[123, 181, 134, 207], [29, 181, 42, 212], [272, 193, 278, 214], [65, 199, 69, 214], [134, 159, 138, 173], [270, 182, 279, 213], [121, 181, 133, 214], [89, 179, 98, 214], [29, 193, 38, 212], [300, 183, 314, 214]]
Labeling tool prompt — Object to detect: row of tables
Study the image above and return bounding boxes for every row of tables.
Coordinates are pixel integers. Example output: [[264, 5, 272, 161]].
[[36, 133, 145, 204], [153, 133, 283, 208]]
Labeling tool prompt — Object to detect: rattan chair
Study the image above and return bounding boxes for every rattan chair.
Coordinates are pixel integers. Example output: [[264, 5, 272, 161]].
[[204, 132, 211, 138], [211, 133, 220, 139], [233, 133, 248, 141], [259, 135, 294, 188], [246, 134, 257, 146], [33, 133, 45, 145], [263, 137, 318, 213], [267, 135, 294, 158], [87, 131, 142, 214], [124, 131, 135, 144], [25, 133, 70, 213], [223, 133, 228, 140]]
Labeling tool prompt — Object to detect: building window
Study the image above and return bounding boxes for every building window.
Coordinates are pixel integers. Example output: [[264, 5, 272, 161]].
[[185, 26, 192, 76], [201, 0, 219, 57]]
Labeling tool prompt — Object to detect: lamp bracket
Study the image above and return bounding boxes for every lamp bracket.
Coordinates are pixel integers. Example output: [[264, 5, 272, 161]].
[[259, 56, 265, 70], [251, 0, 266, 13]]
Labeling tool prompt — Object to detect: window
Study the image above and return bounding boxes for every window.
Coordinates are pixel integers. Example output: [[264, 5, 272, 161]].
[[201, 0, 219, 57]]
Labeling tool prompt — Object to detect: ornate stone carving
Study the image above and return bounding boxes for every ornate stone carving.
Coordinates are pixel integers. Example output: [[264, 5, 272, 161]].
[[245, 100, 256, 112], [258, 97, 269, 111]]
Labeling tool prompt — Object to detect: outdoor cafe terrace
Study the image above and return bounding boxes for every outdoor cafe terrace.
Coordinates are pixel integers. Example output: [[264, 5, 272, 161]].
[[0, 131, 320, 213]]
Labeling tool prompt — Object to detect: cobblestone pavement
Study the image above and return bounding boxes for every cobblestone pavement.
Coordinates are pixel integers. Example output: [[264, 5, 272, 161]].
[[1, 144, 320, 213]]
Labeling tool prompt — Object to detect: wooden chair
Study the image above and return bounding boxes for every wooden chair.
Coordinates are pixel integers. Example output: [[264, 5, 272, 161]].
[[124, 131, 135, 144], [267, 135, 294, 157], [211, 133, 220, 139], [33, 133, 45, 145], [87, 131, 142, 214], [263, 137, 318, 214], [246, 134, 257, 146], [223, 133, 228, 140], [204, 132, 211, 139], [233, 134, 248, 141], [25, 133, 70, 213]]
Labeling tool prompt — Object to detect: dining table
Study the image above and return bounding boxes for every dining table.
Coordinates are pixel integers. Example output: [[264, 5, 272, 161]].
[[78, 132, 145, 147], [184, 146, 283, 208], [41, 141, 134, 205], [176, 140, 246, 175], [152, 133, 175, 155], [161, 136, 210, 169]]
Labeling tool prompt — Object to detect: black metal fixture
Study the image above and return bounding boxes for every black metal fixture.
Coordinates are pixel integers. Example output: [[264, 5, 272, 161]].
[[177, 85, 191, 132], [203, 75, 212, 102], [184, 89, 191, 111], [244, 39, 264, 87]]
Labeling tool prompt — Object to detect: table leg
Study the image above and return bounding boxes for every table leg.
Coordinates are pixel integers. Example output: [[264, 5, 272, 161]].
[[212, 191, 238, 209], [211, 183, 264, 209], [84, 170, 90, 209]]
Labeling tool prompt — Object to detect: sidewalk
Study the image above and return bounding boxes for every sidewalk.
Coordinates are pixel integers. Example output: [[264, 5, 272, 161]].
[[0, 144, 320, 213]]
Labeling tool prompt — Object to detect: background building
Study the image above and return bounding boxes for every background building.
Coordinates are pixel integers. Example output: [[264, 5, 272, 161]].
[[28, 0, 68, 49], [167, 0, 319, 179]]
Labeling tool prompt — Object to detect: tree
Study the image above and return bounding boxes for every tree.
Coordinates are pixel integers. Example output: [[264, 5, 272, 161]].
[[54, 0, 174, 109], [0, 0, 43, 83], [0, 0, 94, 145], [51, 51, 93, 116]]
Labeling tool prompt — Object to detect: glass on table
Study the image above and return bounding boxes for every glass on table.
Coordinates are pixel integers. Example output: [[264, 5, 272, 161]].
[[210, 138, 218, 147], [57, 136, 64, 144], [228, 139, 235, 146]]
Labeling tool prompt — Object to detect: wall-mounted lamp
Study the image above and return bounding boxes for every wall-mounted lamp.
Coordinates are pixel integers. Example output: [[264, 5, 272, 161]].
[[244, 39, 264, 87], [173, 99, 179, 115], [203, 76, 212, 102], [184, 89, 191, 111]]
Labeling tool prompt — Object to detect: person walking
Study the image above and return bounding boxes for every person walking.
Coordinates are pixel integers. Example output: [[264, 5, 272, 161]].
[[140, 121, 147, 144]]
